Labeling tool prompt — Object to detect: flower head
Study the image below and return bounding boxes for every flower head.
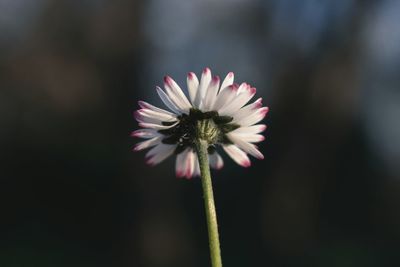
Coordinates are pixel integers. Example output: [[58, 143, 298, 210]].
[[132, 68, 269, 178]]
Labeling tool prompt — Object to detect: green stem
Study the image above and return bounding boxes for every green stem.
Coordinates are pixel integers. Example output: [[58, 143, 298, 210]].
[[195, 139, 223, 267]]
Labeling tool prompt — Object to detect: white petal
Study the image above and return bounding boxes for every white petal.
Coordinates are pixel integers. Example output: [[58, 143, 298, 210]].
[[134, 113, 161, 124], [203, 76, 220, 111], [176, 148, 189, 178], [232, 124, 267, 135], [139, 108, 177, 120], [222, 145, 251, 167], [195, 67, 212, 109], [219, 72, 234, 93], [164, 76, 192, 111], [237, 107, 269, 126], [213, 84, 239, 111], [163, 85, 191, 113], [145, 144, 175, 166], [187, 72, 199, 105], [219, 84, 256, 116], [138, 121, 179, 130], [232, 98, 262, 123], [133, 137, 161, 151], [156, 86, 182, 114], [193, 154, 201, 177], [185, 150, 196, 178], [131, 129, 160, 139], [135, 109, 177, 124], [228, 132, 265, 143], [175, 149, 197, 178], [227, 133, 264, 159], [209, 152, 224, 170], [138, 101, 175, 117]]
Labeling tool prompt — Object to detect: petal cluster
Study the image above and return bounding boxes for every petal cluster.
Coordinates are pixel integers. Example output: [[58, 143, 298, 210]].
[[132, 68, 268, 178]]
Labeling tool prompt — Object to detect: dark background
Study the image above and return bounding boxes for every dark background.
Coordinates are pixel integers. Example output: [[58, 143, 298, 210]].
[[1, 0, 400, 266]]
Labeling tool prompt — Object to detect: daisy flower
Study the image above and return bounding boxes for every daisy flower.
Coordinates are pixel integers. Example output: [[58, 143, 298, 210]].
[[132, 68, 269, 178]]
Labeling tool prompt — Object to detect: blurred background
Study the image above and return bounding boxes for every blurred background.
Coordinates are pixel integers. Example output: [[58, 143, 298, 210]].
[[1, 0, 400, 266]]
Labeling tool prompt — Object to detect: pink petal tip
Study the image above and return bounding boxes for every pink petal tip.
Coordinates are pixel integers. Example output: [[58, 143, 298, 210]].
[[138, 101, 147, 109], [203, 67, 211, 74], [242, 160, 251, 168], [254, 98, 263, 109], [164, 75, 172, 85], [212, 75, 220, 84], [145, 157, 156, 166], [229, 84, 239, 91], [176, 171, 185, 178], [256, 153, 265, 160], [133, 111, 141, 121], [260, 107, 269, 116], [216, 164, 224, 170]]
